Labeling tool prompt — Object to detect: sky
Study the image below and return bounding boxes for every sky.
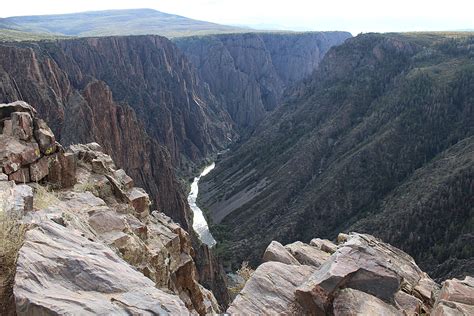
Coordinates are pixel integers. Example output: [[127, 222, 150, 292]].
[[1, 0, 473, 35]]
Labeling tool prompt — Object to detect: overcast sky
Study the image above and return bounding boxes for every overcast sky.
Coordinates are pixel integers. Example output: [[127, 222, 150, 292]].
[[1, 0, 473, 34]]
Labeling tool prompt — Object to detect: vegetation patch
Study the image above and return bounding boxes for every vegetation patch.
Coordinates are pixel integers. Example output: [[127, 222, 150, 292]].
[[33, 185, 61, 210], [0, 210, 27, 315], [228, 261, 254, 297]]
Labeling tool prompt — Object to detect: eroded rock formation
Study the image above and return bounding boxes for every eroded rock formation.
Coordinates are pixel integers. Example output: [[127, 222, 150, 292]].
[[228, 233, 474, 315], [0, 102, 220, 315]]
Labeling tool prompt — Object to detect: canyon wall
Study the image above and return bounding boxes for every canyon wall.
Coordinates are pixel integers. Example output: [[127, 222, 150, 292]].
[[175, 32, 351, 130], [0, 35, 236, 229]]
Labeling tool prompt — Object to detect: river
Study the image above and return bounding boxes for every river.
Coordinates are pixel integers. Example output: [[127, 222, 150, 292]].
[[187, 162, 217, 247]]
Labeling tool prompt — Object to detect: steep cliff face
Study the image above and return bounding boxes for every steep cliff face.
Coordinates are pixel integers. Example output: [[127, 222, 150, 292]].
[[0, 35, 236, 230], [175, 32, 351, 130], [49, 35, 236, 165], [199, 33, 474, 279]]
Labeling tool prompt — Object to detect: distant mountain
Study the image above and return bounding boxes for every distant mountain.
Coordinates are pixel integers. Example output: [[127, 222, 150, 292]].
[[0, 19, 63, 42], [2, 9, 250, 38], [199, 32, 474, 280]]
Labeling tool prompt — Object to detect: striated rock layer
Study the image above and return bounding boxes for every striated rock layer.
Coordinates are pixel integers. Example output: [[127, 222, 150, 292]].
[[15, 219, 190, 315], [175, 32, 351, 130], [228, 233, 474, 315]]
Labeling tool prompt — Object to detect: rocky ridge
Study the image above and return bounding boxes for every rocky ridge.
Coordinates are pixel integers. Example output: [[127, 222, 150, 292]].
[[229, 232, 474, 315], [0, 101, 220, 315]]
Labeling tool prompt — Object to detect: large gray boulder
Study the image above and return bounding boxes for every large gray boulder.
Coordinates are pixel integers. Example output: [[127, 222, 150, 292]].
[[262, 240, 300, 265], [333, 288, 403, 316], [432, 277, 474, 316], [14, 220, 189, 315], [295, 233, 439, 314], [227, 262, 315, 315]]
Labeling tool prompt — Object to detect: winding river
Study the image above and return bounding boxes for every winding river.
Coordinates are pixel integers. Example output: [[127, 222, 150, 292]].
[[188, 162, 217, 247]]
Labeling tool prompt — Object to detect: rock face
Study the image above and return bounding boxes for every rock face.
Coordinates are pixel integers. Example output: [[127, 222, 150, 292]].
[[432, 277, 474, 315], [15, 220, 189, 315], [198, 33, 474, 279], [175, 32, 351, 130], [0, 36, 234, 231], [0, 112, 220, 315], [228, 233, 446, 315], [0, 101, 75, 187], [227, 262, 316, 315]]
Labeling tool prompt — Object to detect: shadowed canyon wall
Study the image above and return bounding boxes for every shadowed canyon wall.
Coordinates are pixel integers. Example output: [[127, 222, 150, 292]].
[[175, 32, 351, 130]]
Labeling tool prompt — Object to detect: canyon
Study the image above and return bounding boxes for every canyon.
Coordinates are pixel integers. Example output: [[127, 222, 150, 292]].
[[0, 8, 472, 314], [0, 29, 354, 314], [199, 33, 474, 283], [175, 31, 351, 130]]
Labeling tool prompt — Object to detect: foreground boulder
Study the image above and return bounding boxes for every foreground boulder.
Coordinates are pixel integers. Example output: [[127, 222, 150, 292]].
[[294, 233, 431, 314], [15, 220, 189, 315], [227, 233, 450, 315], [227, 262, 315, 315], [432, 277, 474, 315]]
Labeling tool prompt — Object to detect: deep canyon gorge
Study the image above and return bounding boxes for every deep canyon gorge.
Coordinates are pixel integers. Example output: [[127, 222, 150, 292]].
[[0, 8, 473, 315]]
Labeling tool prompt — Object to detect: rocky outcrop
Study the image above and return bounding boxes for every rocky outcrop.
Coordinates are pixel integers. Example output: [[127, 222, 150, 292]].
[[175, 32, 351, 129], [0, 101, 75, 187], [15, 220, 190, 315], [294, 233, 439, 314], [432, 277, 474, 315], [0, 106, 220, 315], [228, 233, 447, 315]]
